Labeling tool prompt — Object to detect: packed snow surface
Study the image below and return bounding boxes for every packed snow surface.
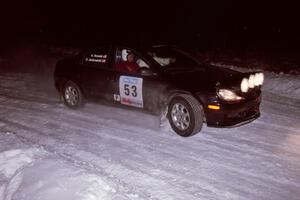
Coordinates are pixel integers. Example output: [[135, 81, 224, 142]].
[[0, 69, 300, 200]]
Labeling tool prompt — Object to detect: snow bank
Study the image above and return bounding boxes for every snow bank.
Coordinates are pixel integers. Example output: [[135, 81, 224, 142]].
[[0, 147, 46, 200], [0, 148, 40, 178], [263, 72, 300, 99], [10, 159, 116, 200], [0, 148, 116, 200]]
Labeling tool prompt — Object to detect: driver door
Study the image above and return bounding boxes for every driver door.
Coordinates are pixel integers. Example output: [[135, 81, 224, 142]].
[[108, 47, 165, 113]]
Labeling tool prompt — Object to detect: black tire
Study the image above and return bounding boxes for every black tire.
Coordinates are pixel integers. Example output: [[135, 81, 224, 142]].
[[168, 94, 204, 137], [62, 81, 84, 109]]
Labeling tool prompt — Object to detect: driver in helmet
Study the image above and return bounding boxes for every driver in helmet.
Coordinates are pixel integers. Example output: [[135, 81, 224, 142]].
[[116, 50, 139, 74]]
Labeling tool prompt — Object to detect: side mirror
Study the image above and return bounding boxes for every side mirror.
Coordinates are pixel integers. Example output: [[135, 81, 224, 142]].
[[138, 67, 153, 76]]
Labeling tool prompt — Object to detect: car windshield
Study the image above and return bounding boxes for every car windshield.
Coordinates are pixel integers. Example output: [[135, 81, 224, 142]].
[[147, 46, 201, 70]]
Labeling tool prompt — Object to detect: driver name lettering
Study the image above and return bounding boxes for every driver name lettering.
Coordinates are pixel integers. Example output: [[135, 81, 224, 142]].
[[85, 58, 106, 63]]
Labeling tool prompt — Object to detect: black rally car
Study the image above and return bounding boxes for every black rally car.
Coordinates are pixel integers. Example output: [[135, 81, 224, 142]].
[[54, 44, 263, 137]]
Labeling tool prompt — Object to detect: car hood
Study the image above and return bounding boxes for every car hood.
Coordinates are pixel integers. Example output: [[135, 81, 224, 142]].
[[165, 66, 245, 92]]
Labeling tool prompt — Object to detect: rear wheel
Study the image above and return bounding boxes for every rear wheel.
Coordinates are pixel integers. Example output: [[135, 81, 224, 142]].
[[62, 81, 84, 109], [168, 94, 204, 137]]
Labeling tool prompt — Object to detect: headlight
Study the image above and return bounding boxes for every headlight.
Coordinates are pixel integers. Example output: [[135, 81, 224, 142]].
[[217, 89, 244, 101]]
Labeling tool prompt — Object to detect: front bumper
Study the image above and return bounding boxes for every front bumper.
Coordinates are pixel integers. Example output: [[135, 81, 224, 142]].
[[202, 94, 261, 127]]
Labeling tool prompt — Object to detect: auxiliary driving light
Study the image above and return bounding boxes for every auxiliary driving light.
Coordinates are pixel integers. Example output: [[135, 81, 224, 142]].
[[241, 78, 249, 93], [248, 74, 255, 88], [241, 72, 264, 93], [257, 72, 264, 85]]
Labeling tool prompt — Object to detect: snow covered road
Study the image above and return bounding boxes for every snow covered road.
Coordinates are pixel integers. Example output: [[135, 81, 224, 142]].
[[0, 71, 300, 200]]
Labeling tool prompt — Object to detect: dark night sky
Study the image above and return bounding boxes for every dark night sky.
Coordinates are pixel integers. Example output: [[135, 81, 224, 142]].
[[1, 1, 300, 49]]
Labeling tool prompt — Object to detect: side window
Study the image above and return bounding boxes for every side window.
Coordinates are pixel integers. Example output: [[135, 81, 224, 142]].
[[115, 48, 149, 74], [82, 47, 109, 68]]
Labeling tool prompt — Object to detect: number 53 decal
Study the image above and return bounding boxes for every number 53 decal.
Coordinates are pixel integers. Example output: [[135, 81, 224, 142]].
[[124, 84, 137, 97], [119, 76, 143, 108]]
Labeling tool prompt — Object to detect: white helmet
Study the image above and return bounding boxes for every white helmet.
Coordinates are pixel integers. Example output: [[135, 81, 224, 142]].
[[121, 49, 129, 61]]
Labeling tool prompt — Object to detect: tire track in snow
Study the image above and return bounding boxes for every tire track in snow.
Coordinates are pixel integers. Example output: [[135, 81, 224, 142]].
[[0, 97, 300, 199], [1, 72, 300, 199], [0, 118, 153, 200], [0, 105, 226, 199], [0, 102, 222, 199]]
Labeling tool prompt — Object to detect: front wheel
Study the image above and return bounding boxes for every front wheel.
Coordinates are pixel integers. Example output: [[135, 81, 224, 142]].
[[62, 81, 84, 109], [168, 94, 204, 137]]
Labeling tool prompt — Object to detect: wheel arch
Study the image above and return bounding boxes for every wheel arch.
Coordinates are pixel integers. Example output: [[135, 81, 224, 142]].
[[160, 89, 205, 110]]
